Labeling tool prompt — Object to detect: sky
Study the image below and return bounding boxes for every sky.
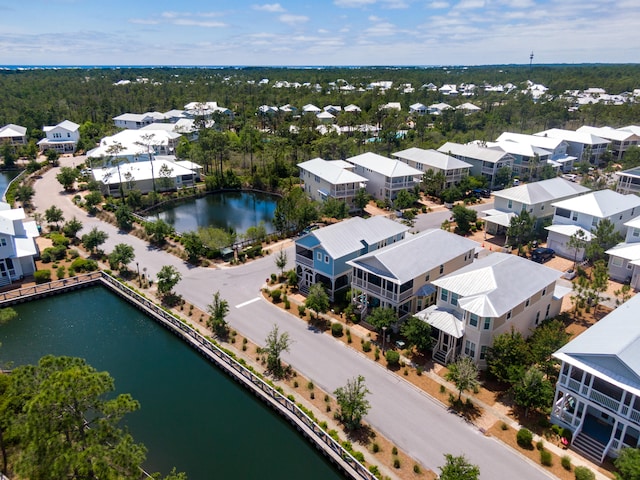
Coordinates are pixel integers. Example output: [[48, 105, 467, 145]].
[[0, 0, 638, 66]]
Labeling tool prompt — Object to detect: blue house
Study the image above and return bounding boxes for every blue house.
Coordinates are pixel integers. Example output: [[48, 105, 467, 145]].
[[295, 216, 409, 300]]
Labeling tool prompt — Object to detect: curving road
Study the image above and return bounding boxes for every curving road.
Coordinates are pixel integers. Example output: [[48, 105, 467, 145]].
[[32, 157, 553, 479]]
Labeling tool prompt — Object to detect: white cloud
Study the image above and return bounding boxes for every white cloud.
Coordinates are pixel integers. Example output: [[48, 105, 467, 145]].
[[382, 0, 409, 8], [429, 1, 450, 8], [173, 19, 227, 28], [279, 14, 309, 25], [253, 3, 286, 13], [334, 0, 376, 7], [369, 15, 382, 21], [454, 0, 485, 8], [364, 21, 397, 36], [129, 18, 160, 25]]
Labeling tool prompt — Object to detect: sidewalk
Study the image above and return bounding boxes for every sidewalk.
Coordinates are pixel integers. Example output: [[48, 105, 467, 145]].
[[281, 288, 610, 480]]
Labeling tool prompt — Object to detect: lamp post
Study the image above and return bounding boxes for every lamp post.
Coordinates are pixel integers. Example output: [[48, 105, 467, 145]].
[[382, 326, 387, 352], [136, 262, 140, 286]]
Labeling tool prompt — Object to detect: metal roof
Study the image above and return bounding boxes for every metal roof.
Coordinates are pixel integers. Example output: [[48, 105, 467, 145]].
[[92, 158, 194, 185], [0, 124, 27, 137], [554, 294, 640, 395], [393, 147, 472, 171], [545, 224, 594, 241], [496, 131, 566, 151], [577, 126, 640, 142], [309, 216, 409, 259], [493, 177, 590, 205], [552, 190, 640, 218], [415, 305, 464, 338], [297, 158, 367, 185], [347, 152, 423, 178], [605, 242, 640, 261], [347, 229, 479, 285], [536, 128, 610, 146], [432, 252, 562, 317], [438, 142, 513, 164]]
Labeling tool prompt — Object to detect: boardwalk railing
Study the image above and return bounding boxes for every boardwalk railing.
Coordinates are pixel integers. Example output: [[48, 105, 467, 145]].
[[0, 273, 376, 480]]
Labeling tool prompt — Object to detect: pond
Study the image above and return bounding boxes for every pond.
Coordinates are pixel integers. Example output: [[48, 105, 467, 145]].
[[148, 191, 278, 235], [0, 169, 21, 197], [0, 287, 344, 480]]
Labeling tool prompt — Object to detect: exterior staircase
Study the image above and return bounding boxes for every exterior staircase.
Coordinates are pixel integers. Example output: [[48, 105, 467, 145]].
[[571, 432, 606, 463], [433, 349, 448, 365]]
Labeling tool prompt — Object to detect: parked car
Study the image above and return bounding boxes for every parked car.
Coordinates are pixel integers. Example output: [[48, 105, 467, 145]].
[[530, 247, 555, 263], [472, 188, 491, 198]]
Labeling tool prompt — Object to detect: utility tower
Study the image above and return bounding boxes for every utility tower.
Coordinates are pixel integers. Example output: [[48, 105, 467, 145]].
[[529, 51, 534, 71]]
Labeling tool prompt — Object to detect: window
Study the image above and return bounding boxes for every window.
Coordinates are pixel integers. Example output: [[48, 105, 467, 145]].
[[480, 345, 488, 360], [317, 252, 322, 261], [483, 317, 491, 330], [535, 311, 540, 325], [440, 289, 449, 302], [545, 304, 550, 318], [451, 292, 459, 306], [324, 255, 329, 264], [425, 273, 430, 282], [0, 238, 6, 247], [439, 264, 444, 274], [506, 310, 512, 320], [611, 256, 624, 267], [592, 217, 598, 227], [542, 287, 547, 296], [525, 298, 530, 307], [627, 262, 633, 270], [572, 212, 578, 221], [508, 199, 513, 209], [469, 313, 478, 327], [633, 228, 640, 238], [464, 340, 476, 358]]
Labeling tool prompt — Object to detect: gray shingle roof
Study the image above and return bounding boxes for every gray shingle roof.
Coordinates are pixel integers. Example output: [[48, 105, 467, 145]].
[[347, 229, 479, 285], [432, 252, 561, 317]]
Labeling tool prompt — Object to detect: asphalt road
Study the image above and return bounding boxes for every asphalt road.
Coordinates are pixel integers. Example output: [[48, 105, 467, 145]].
[[32, 157, 553, 479]]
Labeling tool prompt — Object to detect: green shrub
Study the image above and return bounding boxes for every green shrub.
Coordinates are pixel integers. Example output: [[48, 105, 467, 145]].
[[368, 465, 380, 478], [540, 449, 552, 466], [574, 466, 595, 480], [298, 304, 306, 317], [393, 458, 400, 469], [49, 232, 70, 247], [34, 270, 51, 284], [56, 265, 65, 279], [561, 455, 571, 471], [307, 381, 314, 390], [284, 299, 290, 309], [68, 249, 79, 259], [372, 442, 380, 453], [501, 422, 508, 431], [353, 451, 365, 462], [374, 348, 380, 361], [385, 350, 400, 367], [67, 266, 76, 277], [392, 446, 398, 455], [536, 440, 544, 451], [70, 257, 98, 273], [271, 289, 282, 303], [517, 428, 533, 449], [331, 323, 344, 337], [362, 340, 372, 352], [413, 464, 421, 474], [41, 245, 67, 263]]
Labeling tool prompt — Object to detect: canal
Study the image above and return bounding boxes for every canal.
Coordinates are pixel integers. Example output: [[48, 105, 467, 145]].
[[148, 191, 278, 235], [0, 287, 344, 480]]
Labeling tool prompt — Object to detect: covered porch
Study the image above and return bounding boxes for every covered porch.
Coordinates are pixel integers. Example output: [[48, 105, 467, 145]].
[[414, 305, 464, 365]]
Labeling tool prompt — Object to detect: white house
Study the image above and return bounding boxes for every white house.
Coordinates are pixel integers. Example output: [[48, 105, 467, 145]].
[[548, 190, 640, 260], [495, 131, 576, 173], [0, 124, 27, 145], [346, 152, 422, 202], [482, 177, 590, 235], [297, 158, 367, 211], [428, 103, 453, 115], [551, 294, 640, 463], [0, 202, 39, 287], [183, 101, 233, 119], [348, 229, 479, 322], [616, 167, 640, 196], [419, 252, 566, 367], [393, 147, 472, 189], [37, 120, 80, 153], [577, 126, 640, 161], [87, 129, 182, 163], [438, 142, 514, 189], [439, 84, 458, 96], [456, 103, 481, 114], [409, 103, 428, 115], [536, 128, 610, 165], [113, 113, 158, 130], [92, 156, 196, 197], [302, 104, 322, 114], [605, 216, 640, 289]]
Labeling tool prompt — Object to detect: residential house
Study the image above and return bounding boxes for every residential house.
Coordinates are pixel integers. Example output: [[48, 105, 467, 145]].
[[456, 103, 481, 114], [418, 253, 566, 366], [577, 126, 640, 161], [616, 167, 640, 196], [37, 120, 80, 153], [379, 102, 402, 112], [323, 105, 342, 115], [295, 216, 409, 300], [547, 190, 640, 260], [438, 142, 514, 189], [113, 113, 158, 130], [536, 128, 610, 165], [346, 152, 422, 202], [347, 229, 479, 322], [428, 103, 452, 115], [297, 158, 367, 210], [87, 128, 182, 163], [486, 140, 555, 178], [344, 104, 362, 113], [183, 101, 233, 119], [92, 156, 196, 197], [302, 104, 322, 115], [393, 147, 471, 189], [551, 294, 640, 463], [605, 216, 640, 290], [409, 103, 428, 115], [0, 202, 39, 287], [495, 131, 576, 173], [439, 84, 458, 96], [0, 124, 27, 145], [482, 177, 590, 235], [316, 111, 335, 123]]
